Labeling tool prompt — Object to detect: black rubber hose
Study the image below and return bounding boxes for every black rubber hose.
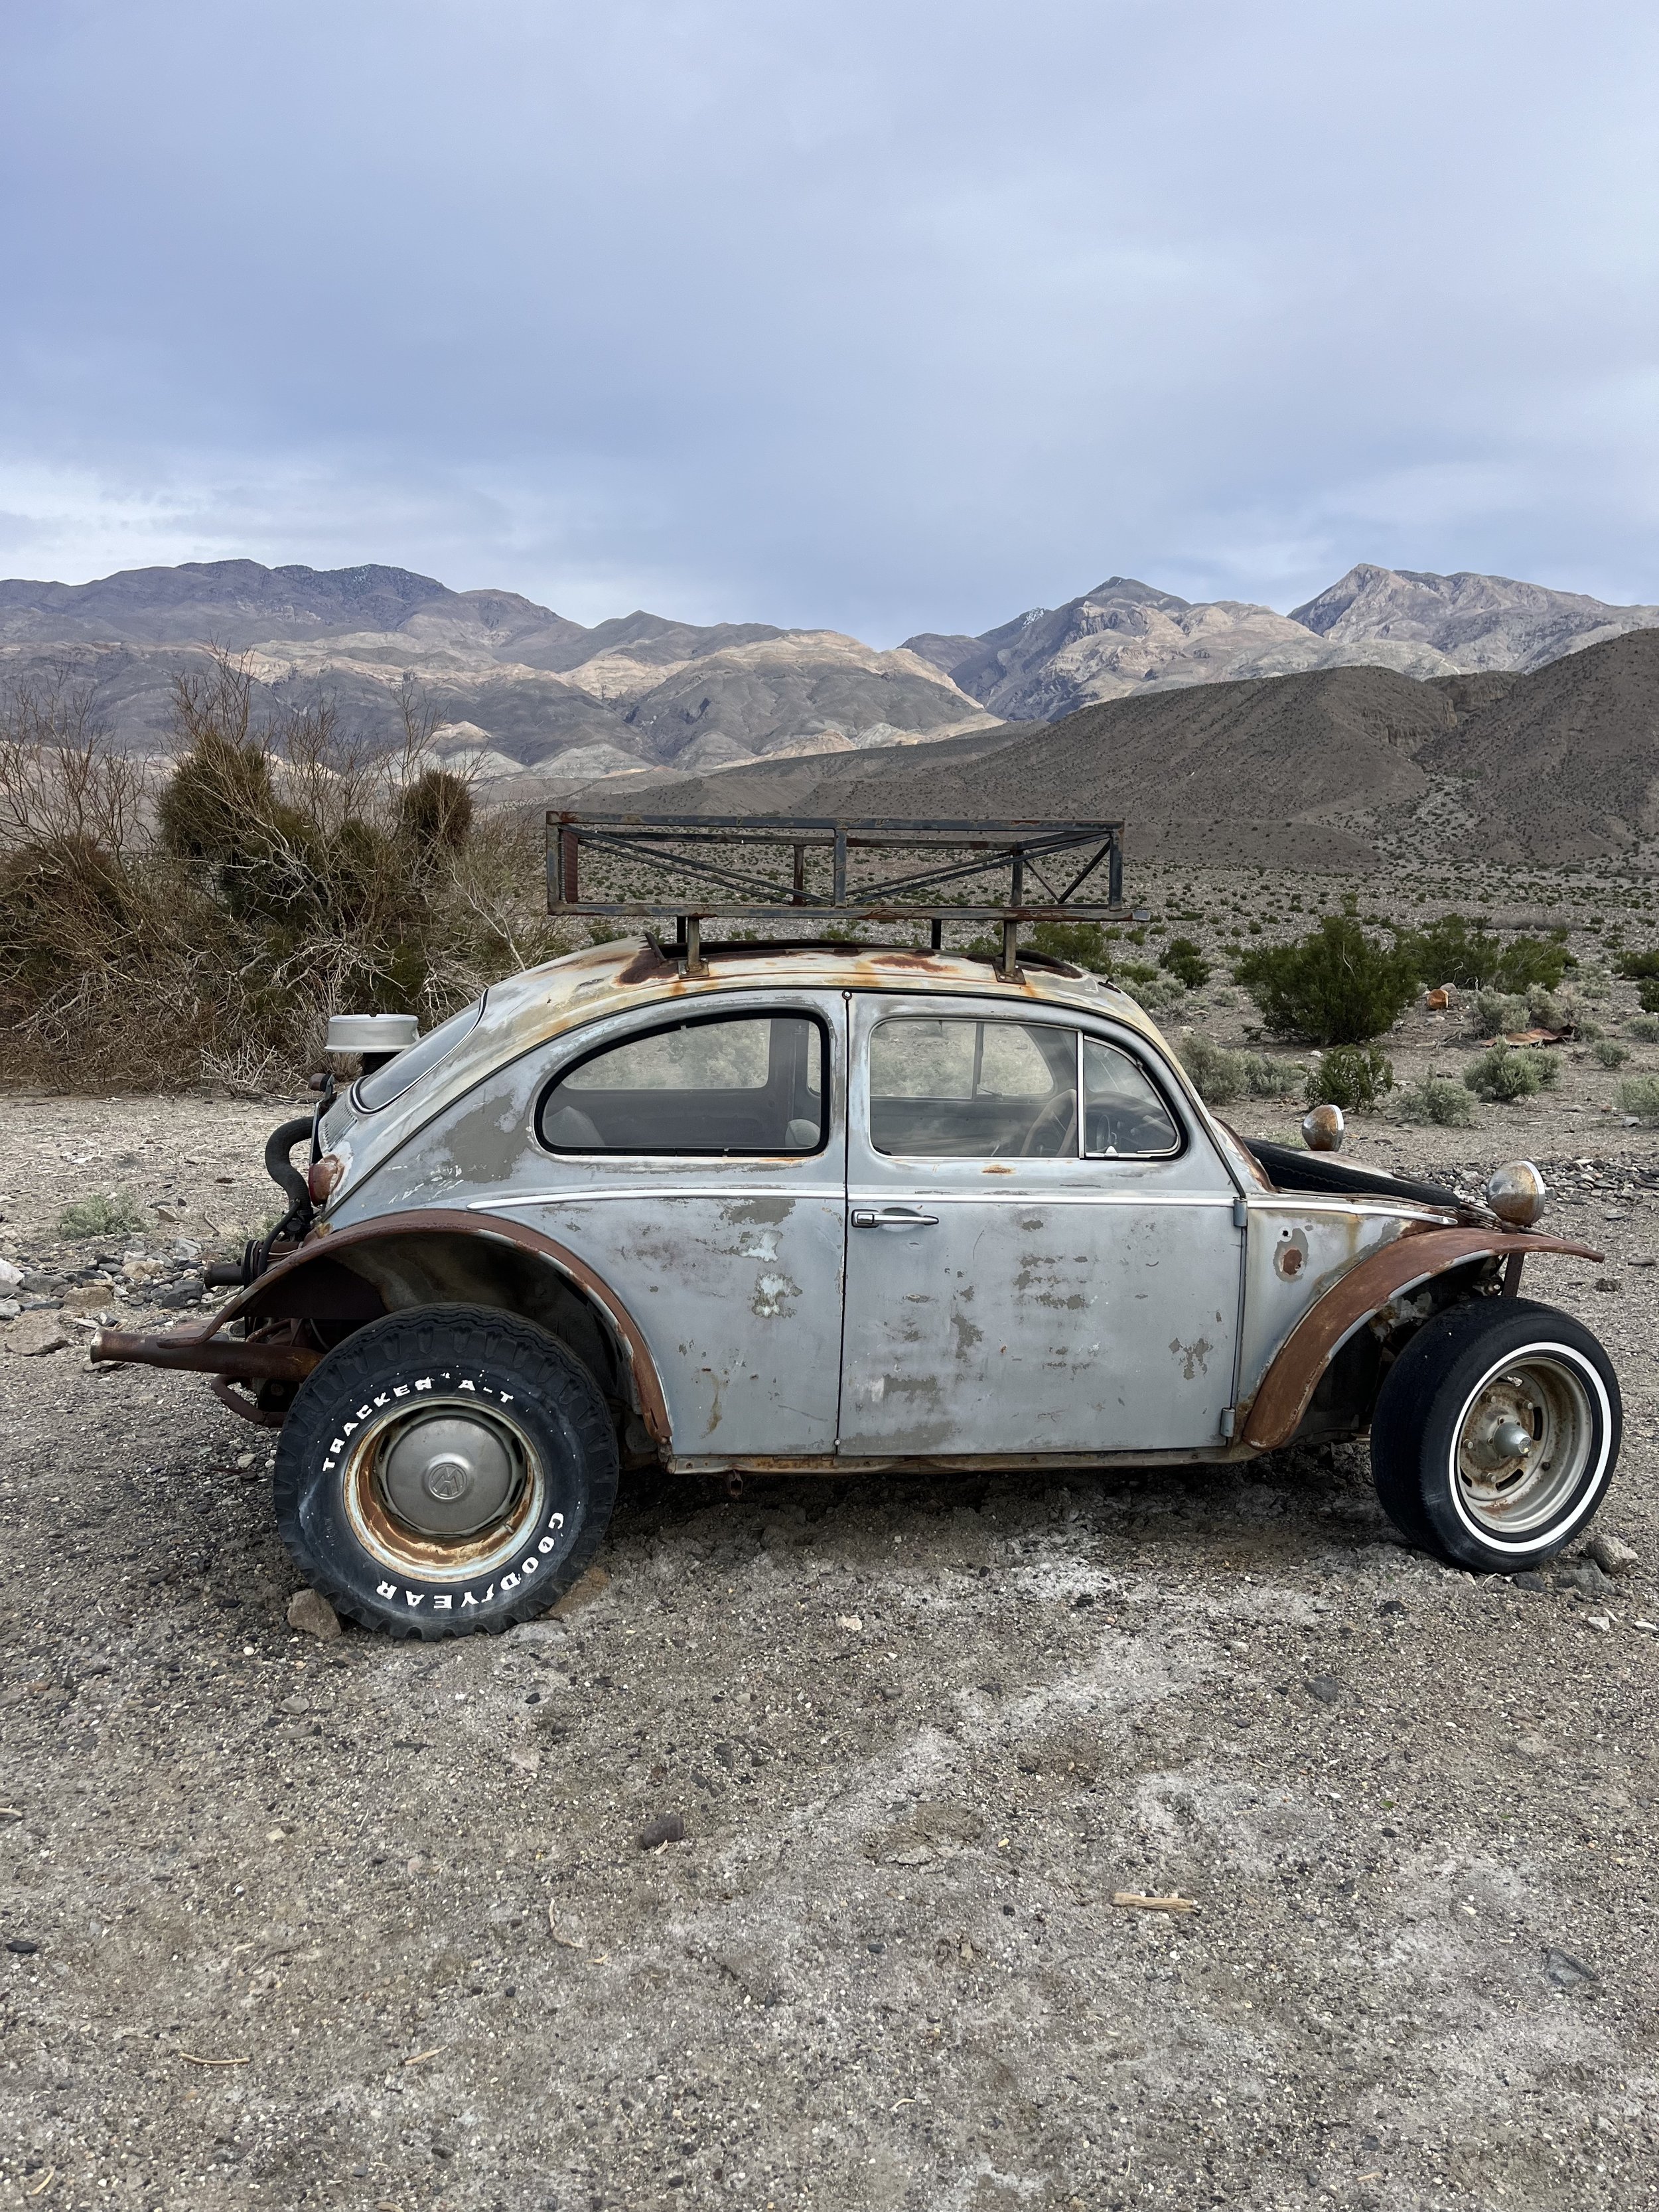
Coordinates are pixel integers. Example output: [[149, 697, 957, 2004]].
[[264, 1116, 315, 1215]]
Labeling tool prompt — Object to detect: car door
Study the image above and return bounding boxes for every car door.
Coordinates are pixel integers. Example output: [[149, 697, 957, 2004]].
[[838, 994, 1243, 1457], [522, 990, 847, 1459]]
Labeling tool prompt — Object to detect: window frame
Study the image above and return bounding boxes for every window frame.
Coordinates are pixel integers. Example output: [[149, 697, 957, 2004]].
[[864, 1009, 1186, 1163], [534, 1005, 833, 1160], [1078, 1031, 1185, 1161]]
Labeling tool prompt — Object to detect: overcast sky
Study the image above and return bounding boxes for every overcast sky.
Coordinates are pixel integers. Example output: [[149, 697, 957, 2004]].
[[2, 1, 1657, 640]]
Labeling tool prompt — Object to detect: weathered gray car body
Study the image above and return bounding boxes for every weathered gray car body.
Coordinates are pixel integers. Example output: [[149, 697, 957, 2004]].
[[97, 939, 1599, 1472]]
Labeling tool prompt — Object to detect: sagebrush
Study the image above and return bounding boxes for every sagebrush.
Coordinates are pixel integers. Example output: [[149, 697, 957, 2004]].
[[1177, 1032, 1301, 1107], [1396, 1075, 1476, 1127]]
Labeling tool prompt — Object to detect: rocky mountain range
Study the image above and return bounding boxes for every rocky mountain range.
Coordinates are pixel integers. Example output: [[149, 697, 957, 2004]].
[[601, 628, 1659, 872], [2, 555, 1656, 782]]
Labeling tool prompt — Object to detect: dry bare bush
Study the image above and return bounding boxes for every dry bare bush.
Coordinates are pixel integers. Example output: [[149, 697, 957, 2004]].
[[0, 656, 571, 1093]]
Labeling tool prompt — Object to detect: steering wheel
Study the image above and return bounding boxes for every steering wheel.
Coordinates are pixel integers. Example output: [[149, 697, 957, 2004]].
[[1019, 1089, 1078, 1157]]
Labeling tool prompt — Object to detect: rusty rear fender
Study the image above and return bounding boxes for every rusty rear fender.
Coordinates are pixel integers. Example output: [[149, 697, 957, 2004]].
[[1240, 1227, 1604, 1451], [100, 1209, 672, 1448]]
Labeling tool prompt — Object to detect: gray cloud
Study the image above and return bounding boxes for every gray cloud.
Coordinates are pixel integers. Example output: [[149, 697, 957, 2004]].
[[2, 0, 1656, 636]]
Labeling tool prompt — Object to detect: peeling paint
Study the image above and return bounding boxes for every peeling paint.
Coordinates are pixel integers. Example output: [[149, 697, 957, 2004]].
[[751, 1272, 799, 1319]]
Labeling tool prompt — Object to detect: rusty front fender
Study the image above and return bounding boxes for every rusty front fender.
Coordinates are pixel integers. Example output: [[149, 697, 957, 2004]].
[[1241, 1228, 1604, 1451], [91, 1207, 673, 1447]]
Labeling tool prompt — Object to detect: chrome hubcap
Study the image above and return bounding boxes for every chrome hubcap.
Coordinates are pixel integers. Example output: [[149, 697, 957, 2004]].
[[380, 1411, 519, 1537], [1455, 1353, 1595, 1537]]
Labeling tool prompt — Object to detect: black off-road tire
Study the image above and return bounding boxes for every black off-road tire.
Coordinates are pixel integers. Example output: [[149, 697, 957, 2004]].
[[273, 1305, 619, 1639], [1370, 1296, 1621, 1572]]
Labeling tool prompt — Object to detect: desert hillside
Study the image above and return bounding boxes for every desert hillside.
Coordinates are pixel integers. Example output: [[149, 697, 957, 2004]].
[[557, 630, 1659, 871]]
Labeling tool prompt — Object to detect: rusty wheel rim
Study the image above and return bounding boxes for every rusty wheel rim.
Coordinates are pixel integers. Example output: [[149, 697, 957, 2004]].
[[341, 1397, 547, 1583], [1453, 1351, 1594, 1538]]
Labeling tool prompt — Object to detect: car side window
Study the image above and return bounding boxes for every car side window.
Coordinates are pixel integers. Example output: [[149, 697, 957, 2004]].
[[1082, 1038, 1181, 1157], [539, 1013, 827, 1155], [869, 1017, 1076, 1157]]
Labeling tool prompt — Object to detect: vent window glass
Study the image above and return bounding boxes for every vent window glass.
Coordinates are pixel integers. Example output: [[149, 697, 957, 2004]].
[[354, 997, 484, 1111]]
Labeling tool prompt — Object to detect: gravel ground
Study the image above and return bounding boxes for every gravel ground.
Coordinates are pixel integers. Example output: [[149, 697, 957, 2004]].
[[3, 1043, 1658, 2209]]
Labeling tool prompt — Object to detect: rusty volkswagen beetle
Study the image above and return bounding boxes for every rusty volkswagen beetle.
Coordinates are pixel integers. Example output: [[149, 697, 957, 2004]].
[[95, 931, 1619, 1637]]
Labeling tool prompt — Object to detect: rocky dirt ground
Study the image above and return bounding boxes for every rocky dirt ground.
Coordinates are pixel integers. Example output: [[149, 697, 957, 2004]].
[[3, 894, 1659, 2212]]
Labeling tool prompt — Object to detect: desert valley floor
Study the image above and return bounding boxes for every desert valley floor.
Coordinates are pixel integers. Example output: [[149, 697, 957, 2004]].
[[3, 865, 1658, 2212]]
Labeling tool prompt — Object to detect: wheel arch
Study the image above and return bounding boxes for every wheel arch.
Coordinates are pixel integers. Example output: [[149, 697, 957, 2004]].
[[1242, 1227, 1605, 1451], [204, 1209, 671, 1448]]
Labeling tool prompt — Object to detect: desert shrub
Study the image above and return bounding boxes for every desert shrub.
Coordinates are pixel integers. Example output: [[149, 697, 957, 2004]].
[[1471, 989, 1530, 1037], [1177, 1033, 1244, 1106], [1234, 916, 1419, 1043], [59, 1189, 148, 1239], [1027, 919, 1115, 973], [1119, 969, 1184, 1015], [1617, 948, 1659, 984], [0, 658, 572, 1090], [1492, 932, 1573, 992], [1465, 1043, 1560, 1101], [1407, 914, 1571, 992], [1305, 1044, 1393, 1113], [1593, 1038, 1631, 1068], [1617, 1074, 1659, 1124], [1639, 980, 1659, 1015], [1177, 1033, 1299, 1105], [1159, 935, 1211, 990], [1238, 1051, 1302, 1098], [1628, 1015, 1659, 1043], [1397, 1074, 1477, 1126], [1524, 982, 1594, 1033], [1573, 960, 1610, 1000]]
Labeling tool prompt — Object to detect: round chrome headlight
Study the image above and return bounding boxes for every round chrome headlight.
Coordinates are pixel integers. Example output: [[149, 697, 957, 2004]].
[[1486, 1159, 1548, 1226], [1301, 1103, 1344, 1153]]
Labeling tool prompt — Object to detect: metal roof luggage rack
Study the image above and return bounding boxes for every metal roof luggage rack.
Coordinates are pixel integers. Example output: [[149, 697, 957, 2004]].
[[546, 812, 1128, 978]]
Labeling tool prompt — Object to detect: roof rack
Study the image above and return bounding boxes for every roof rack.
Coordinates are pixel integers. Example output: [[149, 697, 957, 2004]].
[[546, 812, 1129, 977]]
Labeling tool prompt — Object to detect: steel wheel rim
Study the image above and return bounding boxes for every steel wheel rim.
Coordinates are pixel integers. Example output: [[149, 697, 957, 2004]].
[[1453, 1349, 1596, 1538], [342, 1396, 547, 1582]]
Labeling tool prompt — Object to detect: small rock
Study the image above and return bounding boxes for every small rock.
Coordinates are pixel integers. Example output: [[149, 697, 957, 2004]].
[[60, 1284, 113, 1314], [1584, 1611, 1613, 1633], [1307, 1675, 1342, 1705], [0, 1257, 21, 1291], [638, 1810, 686, 1850], [286, 1588, 343, 1641], [0, 1300, 17, 1322], [1556, 1559, 1616, 1599], [1586, 1530, 1640, 1578], [1594, 1278, 1621, 1294], [1543, 1946, 1597, 1992], [5, 1937, 39, 1955], [152, 1276, 205, 1309], [1511, 1570, 1548, 1593], [836, 1614, 864, 1634], [1378, 1598, 1407, 1617], [3, 1313, 71, 1357]]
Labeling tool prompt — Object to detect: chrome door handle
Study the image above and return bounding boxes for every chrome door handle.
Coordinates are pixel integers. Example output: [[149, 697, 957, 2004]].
[[851, 1206, 940, 1228]]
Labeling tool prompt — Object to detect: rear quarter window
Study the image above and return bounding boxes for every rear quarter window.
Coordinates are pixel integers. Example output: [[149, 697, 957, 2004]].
[[538, 1012, 828, 1155]]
